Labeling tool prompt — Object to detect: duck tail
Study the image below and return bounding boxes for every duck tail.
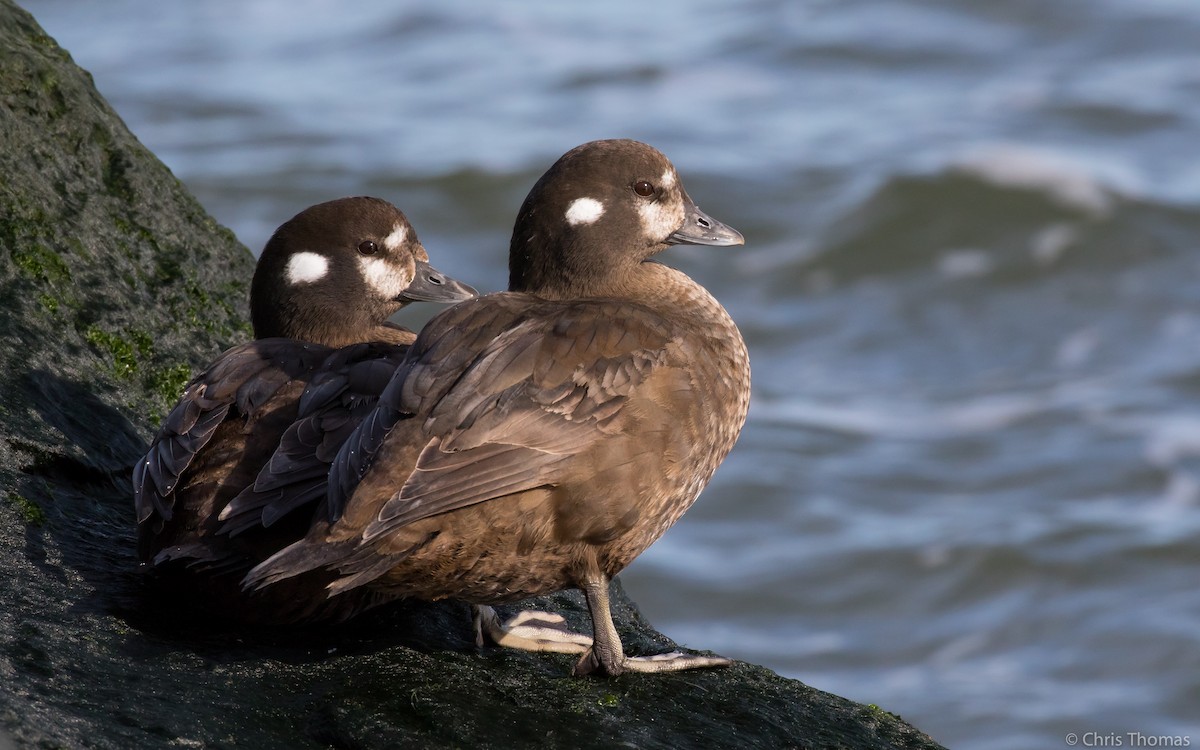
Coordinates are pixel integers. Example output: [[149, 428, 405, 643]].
[[240, 537, 347, 592]]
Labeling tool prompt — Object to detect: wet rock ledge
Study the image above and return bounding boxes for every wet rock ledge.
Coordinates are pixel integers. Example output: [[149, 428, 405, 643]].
[[0, 3, 945, 748]]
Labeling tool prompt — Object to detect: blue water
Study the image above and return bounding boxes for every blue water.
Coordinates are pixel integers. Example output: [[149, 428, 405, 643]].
[[21, 1, 1200, 747]]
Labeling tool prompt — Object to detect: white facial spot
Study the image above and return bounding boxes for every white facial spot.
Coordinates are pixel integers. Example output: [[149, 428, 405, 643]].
[[660, 169, 676, 189], [358, 256, 410, 299], [636, 199, 685, 243], [383, 224, 408, 251], [565, 197, 605, 226], [285, 252, 329, 285]]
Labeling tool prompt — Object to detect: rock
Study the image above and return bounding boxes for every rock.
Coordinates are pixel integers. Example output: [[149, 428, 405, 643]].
[[0, 3, 945, 748]]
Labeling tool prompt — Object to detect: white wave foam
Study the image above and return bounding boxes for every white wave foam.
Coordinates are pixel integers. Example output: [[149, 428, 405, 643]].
[[1054, 327, 1102, 369], [1141, 416, 1200, 467], [752, 391, 1049, 439], [938, 248, 994, 279], [1030, 223, 1079, 265], [951, 144, 1117, 215]]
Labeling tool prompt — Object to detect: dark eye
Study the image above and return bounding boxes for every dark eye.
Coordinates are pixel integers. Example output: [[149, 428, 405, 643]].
[[357, 241, 378, 255], [633, 180, 655, 197]]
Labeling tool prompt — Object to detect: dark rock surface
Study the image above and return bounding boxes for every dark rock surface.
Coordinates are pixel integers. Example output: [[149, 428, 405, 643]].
[[0, 3, 946, 748]]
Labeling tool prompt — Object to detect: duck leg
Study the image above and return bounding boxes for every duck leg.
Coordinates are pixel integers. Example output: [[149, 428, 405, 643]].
[[572, 573, 733, 676], [471, 604, 593, 654]]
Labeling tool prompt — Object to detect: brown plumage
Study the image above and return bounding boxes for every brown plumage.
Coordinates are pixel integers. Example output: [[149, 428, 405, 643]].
[[133, 197, 476, 575], [243, 140, 750, 675]]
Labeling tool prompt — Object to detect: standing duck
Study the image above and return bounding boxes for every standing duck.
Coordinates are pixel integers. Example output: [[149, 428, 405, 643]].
[[244, 140, 749, 676], [133, 197, 476, 573]]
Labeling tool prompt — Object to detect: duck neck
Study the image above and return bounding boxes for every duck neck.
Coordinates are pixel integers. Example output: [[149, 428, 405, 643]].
[[254, 304, 412, 347], [619, 262, 738, 328]]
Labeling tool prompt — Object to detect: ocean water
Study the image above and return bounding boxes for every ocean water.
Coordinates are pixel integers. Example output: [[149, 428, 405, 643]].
[[19, 1, 1200, 747]]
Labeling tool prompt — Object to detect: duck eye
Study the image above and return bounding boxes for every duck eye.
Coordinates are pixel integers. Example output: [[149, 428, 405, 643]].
[[633, 180, 655, 197], [357, 241, 378, 255]]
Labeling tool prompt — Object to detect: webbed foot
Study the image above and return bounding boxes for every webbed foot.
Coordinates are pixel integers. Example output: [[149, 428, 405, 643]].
[[472, 604, 593, 654], [573, 573, 733, 677], [572, 648, 732, 676]]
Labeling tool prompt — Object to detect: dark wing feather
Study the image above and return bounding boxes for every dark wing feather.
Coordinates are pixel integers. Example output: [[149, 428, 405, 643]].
[[133, 339, 331, 543], [322, 295, 536, 523], [135, 342, 272, 524], [218, 341, 408, 535]]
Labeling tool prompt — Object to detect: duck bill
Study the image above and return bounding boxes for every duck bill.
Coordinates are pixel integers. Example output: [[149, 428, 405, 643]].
[[666, 196, 744, 247], [398, 260, 478, 303]]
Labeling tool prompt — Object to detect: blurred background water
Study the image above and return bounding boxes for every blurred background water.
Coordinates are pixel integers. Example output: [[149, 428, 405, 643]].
[[19, 1, 1200, 747]]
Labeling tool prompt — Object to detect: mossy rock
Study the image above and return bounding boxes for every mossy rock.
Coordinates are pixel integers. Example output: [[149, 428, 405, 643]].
[[0, 2, 944, 748]]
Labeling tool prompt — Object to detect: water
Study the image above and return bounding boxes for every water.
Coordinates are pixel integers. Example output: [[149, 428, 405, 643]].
[[20, 1, 1200, 747]]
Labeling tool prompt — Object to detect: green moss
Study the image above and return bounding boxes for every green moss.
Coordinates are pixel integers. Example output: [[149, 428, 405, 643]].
[[38, 67, 58, 93], [7, 493, 45, 526], [112, 214, 156, 246], [28, 30, 66, 55], [37, 293, 59, 313], [0, 214, 37, 249], [84, 324, 153, 379], [154, 254, 183, 286], [596, 693, 619, 708], [11, 243, 71, 284], [178, 278, 249, 338], [129, 329, 154, 354], [148, 362, 194, 403], [863, 703, 904, 725], [183, 281, 217, 330]]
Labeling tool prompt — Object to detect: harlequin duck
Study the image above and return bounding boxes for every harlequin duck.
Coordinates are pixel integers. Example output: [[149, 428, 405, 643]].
[[244, 140, 749, 676], [133, 197, 476, 571]]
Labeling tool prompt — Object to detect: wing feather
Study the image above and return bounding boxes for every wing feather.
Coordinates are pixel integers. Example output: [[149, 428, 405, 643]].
[[248, 296, 682, 589], [218, 342, 408, 534], [133, 339, 333, 533], [352, 299, 675, 540]]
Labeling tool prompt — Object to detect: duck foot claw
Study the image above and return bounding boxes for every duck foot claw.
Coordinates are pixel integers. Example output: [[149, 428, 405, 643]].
[[472, 604, 593, 654], [572, 648, 733, 676]]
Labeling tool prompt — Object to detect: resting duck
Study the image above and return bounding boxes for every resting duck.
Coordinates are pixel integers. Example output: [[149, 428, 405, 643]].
[[133, 196, 476, 573], [242, 140, 750, 676]]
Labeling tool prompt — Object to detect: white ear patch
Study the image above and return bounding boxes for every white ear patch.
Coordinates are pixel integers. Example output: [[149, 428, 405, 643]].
[[383, 224, 408, 251], [358, 256, 409, 299], [565, 197, 605, 226], [285, 252, 330, 285]]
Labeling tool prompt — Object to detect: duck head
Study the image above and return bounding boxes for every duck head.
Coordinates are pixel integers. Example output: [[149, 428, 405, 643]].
[[251, 196, 476, 346], [507, 139, 743, 298]]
